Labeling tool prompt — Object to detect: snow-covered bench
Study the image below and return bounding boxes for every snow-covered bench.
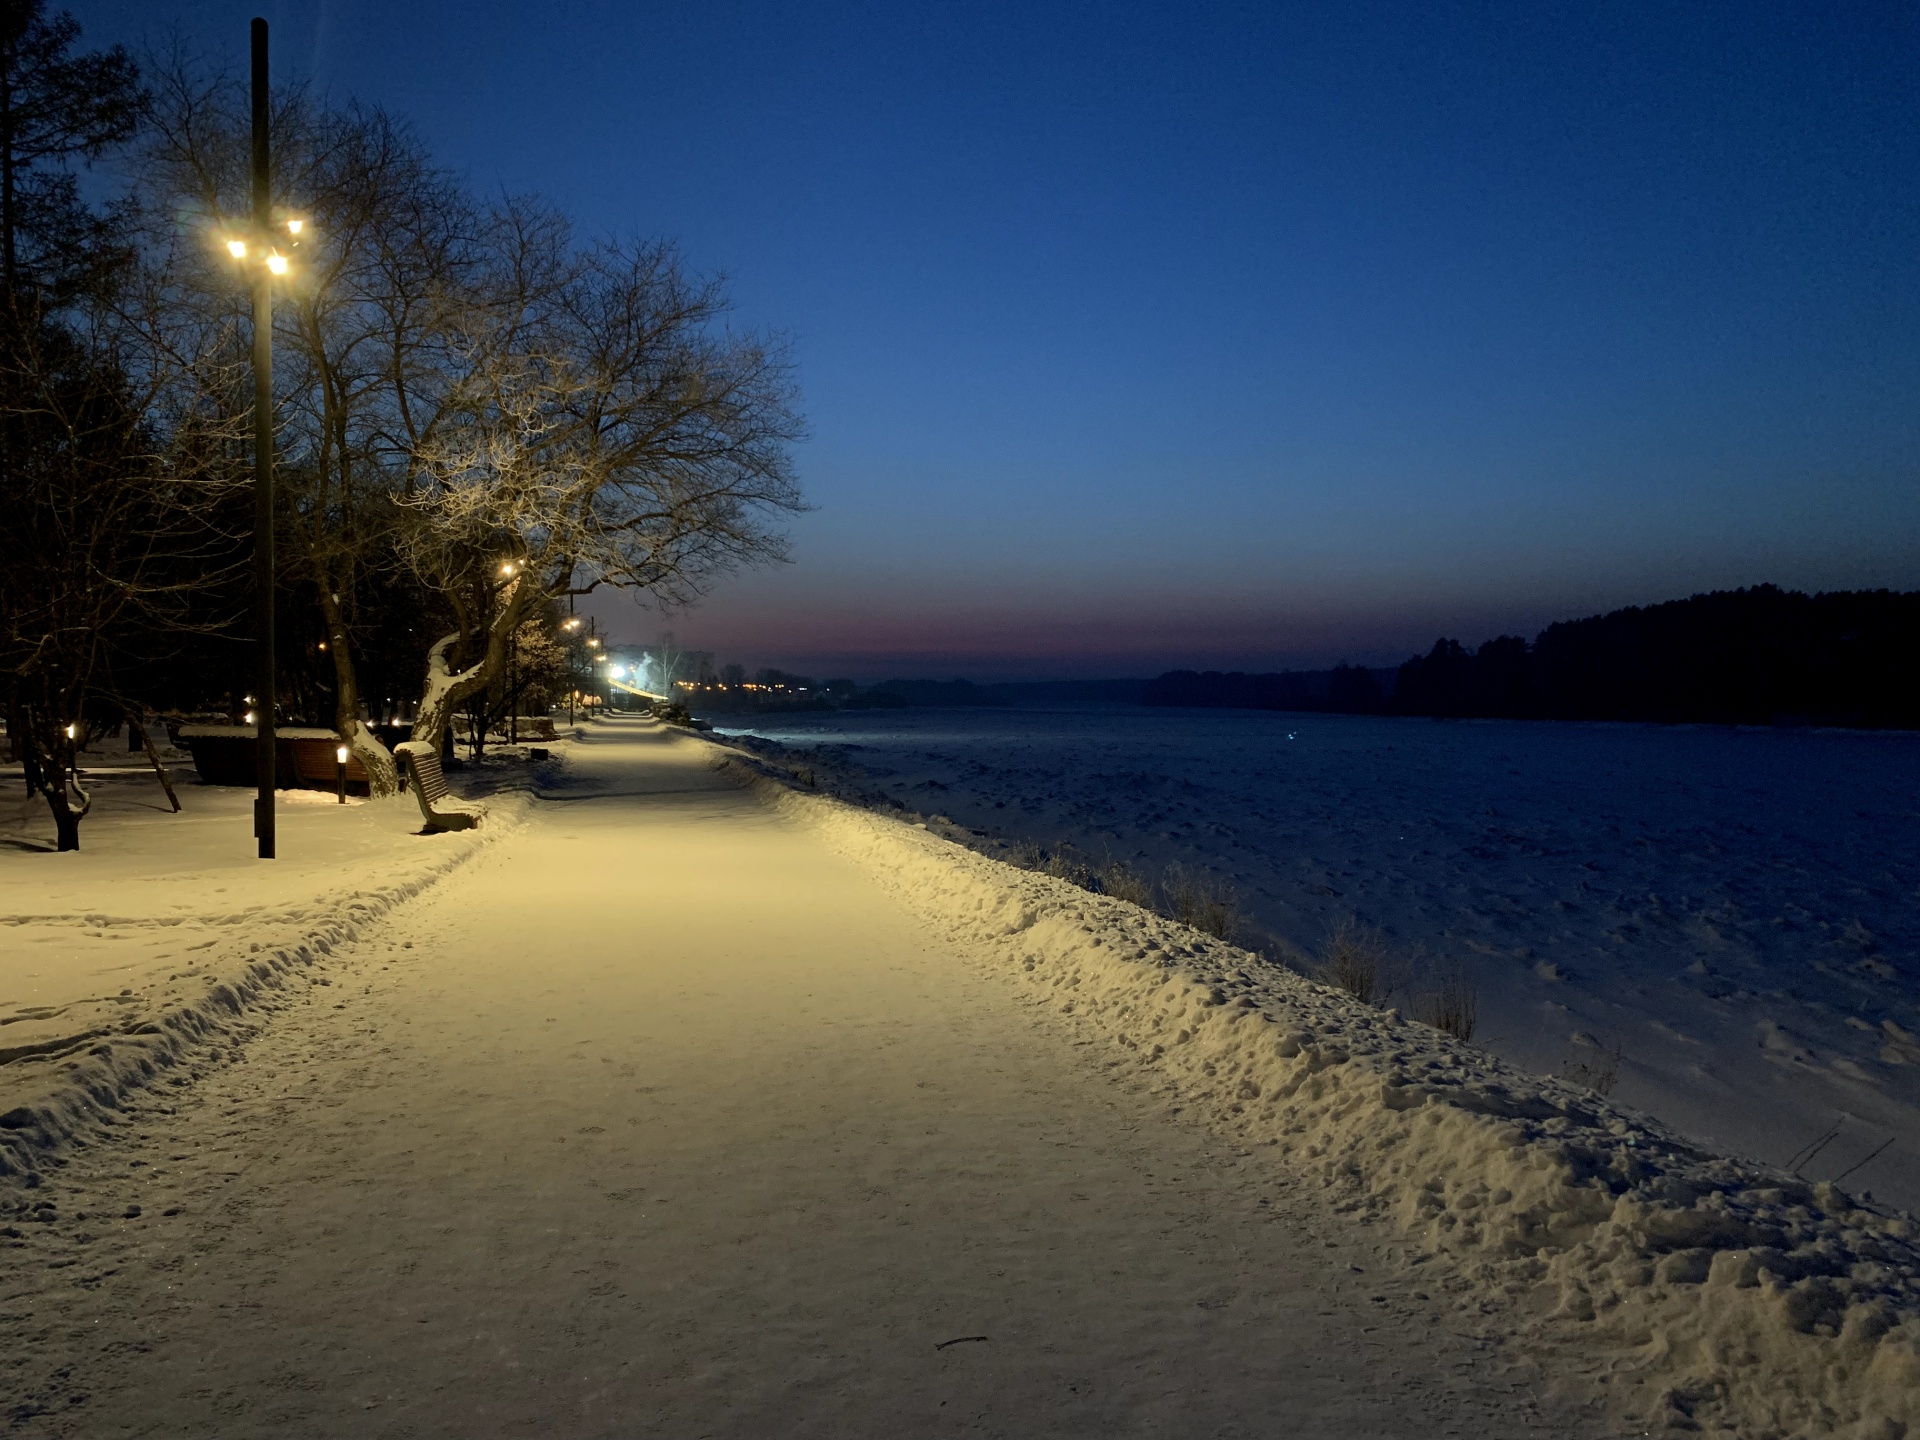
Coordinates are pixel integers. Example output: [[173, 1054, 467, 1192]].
[[395, 741, 485, 833]]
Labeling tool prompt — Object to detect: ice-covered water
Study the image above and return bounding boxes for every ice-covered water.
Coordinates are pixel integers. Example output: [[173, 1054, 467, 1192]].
[[715, 705, 1920, 1210]]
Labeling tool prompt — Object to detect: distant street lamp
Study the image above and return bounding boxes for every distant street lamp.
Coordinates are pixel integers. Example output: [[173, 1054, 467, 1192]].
[[501, 563, 519, 744], [562, 616, 582, 723]]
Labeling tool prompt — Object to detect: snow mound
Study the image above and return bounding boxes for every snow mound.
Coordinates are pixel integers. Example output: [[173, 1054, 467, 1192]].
[[717, 747, 1920, 1439]]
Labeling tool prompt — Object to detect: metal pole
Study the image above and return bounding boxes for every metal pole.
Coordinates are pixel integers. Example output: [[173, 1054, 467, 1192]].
[[250, 17, 276, 859]]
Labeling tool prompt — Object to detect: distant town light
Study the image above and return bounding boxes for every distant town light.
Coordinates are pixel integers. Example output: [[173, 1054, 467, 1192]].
[[64, 723, 76, 740], [244, 711, 255, 724]]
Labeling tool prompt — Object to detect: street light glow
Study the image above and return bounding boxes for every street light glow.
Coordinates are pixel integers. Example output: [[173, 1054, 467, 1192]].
[[266, 252, 289, 275], [336, 745, 349, 764], [286, 219, 303, 234], [227, 238, 248, 259], [500, 561, 515, 576]]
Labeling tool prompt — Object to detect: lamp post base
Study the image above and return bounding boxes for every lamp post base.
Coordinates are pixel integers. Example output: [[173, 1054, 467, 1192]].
[[254, 796, 276, 859]]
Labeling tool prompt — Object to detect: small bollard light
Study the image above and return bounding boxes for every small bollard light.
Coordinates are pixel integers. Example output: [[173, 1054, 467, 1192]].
[[335, 744, 349, 803]]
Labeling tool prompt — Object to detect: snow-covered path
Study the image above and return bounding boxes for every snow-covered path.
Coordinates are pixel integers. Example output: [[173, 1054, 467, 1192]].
[[1, 720, 1602, 1437]]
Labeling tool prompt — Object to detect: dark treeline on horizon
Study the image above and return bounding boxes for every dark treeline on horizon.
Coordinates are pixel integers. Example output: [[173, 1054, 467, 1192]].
[[1146, 586, 1920, 729]]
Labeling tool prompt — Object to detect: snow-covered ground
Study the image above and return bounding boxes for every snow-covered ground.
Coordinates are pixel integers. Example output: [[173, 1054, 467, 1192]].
[[0, 739, 539, 1164], [711, 706, 1920, 1213], [4, 717, 1917, 1436], [1, 721, 1616, 1438]]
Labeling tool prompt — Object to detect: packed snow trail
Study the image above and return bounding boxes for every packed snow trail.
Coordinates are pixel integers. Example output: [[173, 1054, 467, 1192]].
[[1, 720, 1600, 1437]]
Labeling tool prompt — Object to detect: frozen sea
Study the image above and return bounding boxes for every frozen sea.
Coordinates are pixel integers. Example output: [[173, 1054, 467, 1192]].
[[712, 704, 1920, 1211]]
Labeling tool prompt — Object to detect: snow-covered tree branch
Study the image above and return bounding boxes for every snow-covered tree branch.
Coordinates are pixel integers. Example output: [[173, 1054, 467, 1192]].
[[394, 230, 805, 751]]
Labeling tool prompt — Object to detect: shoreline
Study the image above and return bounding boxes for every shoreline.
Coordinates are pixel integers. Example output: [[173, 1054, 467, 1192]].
[[706, 730, 1920, 1437]]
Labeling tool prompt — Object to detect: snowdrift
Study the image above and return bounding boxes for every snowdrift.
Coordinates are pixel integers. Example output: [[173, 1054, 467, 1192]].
[[0, 795, 527, 1183], [714, 743, 1920, 1439]]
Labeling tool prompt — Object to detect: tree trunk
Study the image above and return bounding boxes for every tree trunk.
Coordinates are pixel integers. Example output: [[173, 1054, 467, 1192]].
[[135, 716, 181, 813], [411, 576, 530, 753], [49, 794, 79, 851], [316, 582, 401, 797], [33, 752, 89, 852], [2, 33, 17, 294], [4, 686, 22, 768]]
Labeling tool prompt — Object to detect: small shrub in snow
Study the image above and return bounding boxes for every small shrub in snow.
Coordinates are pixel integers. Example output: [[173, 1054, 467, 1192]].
[[1042, 853, 1097, 889], [1560, 1034, 1624, 1096], [1164, 863, 1238, 941], [1415, 960, 1479, 1043], [1007, 840, 1047, 869], [1005, 844, 1228, 938], [1096, 861, 1155, 909], [1316, 917, 1394, 1005]]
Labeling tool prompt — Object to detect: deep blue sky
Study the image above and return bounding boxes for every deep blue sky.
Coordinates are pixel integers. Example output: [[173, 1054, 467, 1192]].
[[90, 2, 1920, 678]]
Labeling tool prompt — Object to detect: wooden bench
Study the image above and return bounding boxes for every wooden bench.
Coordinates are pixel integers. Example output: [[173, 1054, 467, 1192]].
[[395, 741, 486, 832]]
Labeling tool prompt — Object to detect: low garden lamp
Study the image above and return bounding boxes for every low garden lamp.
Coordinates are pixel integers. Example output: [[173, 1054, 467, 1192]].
[[335, 744, 349, 803]]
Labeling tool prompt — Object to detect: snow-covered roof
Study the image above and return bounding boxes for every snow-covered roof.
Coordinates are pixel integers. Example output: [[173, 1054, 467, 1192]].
[[176, 725, 347, 740]]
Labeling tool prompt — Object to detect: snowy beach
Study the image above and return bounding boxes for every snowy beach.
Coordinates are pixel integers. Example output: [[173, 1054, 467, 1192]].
[[711, 706, 1920, 1213]]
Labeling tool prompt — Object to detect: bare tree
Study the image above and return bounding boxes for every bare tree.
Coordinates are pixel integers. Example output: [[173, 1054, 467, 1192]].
[[132, 59, 479, 794], [131, 59, 805, 778], [398, 226, 805, 750]]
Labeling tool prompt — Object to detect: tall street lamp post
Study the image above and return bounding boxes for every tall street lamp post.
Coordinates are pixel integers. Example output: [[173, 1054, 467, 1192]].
[[248, 17, 276, 859], [228, 18, 303, 858]]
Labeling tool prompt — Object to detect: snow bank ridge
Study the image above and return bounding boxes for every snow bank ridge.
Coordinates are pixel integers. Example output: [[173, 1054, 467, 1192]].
[[715, 747, 1920, 1440], [0, 798, 527, 1183]]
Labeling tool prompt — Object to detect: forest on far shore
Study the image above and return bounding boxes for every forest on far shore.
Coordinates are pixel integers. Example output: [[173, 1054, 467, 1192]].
[[1144, 586, 1920, 729]]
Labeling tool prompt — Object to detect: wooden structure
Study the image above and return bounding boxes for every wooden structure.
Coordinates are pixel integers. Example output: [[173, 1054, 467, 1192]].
[[395, 741, 485, 832]]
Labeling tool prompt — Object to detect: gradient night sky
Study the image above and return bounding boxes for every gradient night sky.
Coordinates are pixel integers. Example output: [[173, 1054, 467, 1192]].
[[93, 2, 1920, 678]]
